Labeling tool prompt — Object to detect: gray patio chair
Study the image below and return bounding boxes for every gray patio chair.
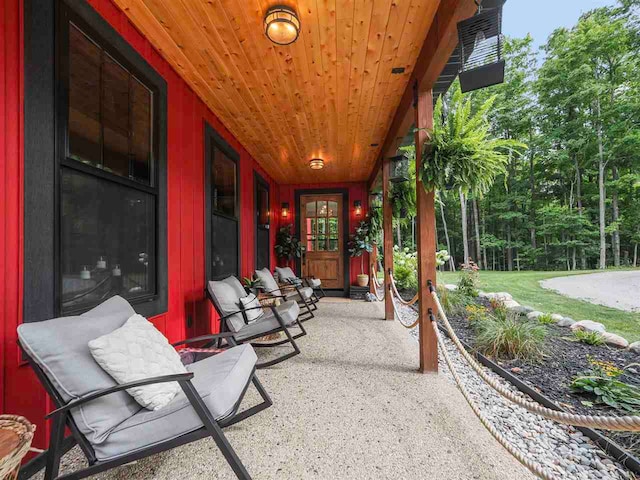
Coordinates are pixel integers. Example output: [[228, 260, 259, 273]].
[[254, 268, 316, 320], [206, 276, 306, 368], [275, 266, 326, 300], [17, 295, 271, 480]]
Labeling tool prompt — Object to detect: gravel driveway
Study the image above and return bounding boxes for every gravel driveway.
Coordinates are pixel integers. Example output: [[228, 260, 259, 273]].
[[540, 270, 640, 312]]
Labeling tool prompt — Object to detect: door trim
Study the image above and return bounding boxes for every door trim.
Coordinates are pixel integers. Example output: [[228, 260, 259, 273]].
[[254, 172, 270, 270], [295, 188, 349, 297]]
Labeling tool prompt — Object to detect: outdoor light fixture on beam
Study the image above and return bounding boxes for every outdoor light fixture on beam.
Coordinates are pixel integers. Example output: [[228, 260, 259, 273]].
[[281, 202, 290, 219], [457, 1, 505, 93], [264, 5, 300, 46]]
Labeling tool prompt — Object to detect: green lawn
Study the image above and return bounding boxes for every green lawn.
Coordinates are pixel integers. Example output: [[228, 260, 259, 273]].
[[437, 270, 640, 343]]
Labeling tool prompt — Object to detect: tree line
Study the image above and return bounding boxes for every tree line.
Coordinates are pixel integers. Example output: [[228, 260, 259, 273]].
[[392, 1, 640, 272]]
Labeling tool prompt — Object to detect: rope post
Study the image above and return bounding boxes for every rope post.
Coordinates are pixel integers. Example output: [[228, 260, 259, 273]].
[[415, 86, 438, 373], [382, 158, 395, 321]]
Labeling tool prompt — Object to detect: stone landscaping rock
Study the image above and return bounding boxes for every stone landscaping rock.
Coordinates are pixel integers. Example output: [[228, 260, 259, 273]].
[[600, 332, 629, 349], [444, 284, 458, 291], [480, 291, 513, 302], [527, 311, 544, 321], [629, 341, 640, 355], [550, 313, 564, 322], [510, 305, 535, 316], [570, 320, 606, 334], [503, 299, 521, 309], [556, 317, 576, 328]]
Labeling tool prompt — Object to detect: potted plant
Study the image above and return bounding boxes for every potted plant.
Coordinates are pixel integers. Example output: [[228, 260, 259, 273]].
[[242, 276, 263, 295], [274, 224, 304, 266], [348, 220, 373, 287]]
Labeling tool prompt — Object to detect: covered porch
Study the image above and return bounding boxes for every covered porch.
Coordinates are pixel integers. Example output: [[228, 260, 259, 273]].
[[45, 300, 532, 479]]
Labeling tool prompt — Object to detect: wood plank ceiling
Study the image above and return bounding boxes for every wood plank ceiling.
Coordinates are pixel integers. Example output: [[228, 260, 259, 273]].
[[111, 0, 441, 184]]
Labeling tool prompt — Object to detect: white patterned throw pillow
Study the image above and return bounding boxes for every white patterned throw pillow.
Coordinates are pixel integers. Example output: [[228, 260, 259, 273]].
[[88, 314, 187, 411], [239, 293, 264, 323]]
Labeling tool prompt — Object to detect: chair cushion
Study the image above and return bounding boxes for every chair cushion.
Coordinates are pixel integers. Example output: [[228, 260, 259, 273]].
[[235, 300, 300, 341], [308, 278, 322, 288], [239, 293, 264, 323], [286, 286, 314, 302], [89, 314, 188, 411], [17, 296, 142, 445], [275, 266, 297, 282], [207, 277, 247, 332], [93, 344, 257, 461], [255, 268, 281, 296]]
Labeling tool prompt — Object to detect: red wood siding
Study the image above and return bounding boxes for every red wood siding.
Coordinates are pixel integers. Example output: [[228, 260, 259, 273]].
[[277, 183, 370, 286], [0, 0, 278, 449]]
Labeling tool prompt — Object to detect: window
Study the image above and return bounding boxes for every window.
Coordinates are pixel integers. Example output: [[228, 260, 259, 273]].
[[255, 173, 270, 270], [305, 200, 339, 252], [205, 124, 240, 280], [58, 17, 162, 315]]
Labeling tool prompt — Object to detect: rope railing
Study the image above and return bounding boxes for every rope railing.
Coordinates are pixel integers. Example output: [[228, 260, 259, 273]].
[[370, 265, 386, 302], [429, 314, 559, 480], [388, 272, 419, 306], [428, 281, 640, 433]]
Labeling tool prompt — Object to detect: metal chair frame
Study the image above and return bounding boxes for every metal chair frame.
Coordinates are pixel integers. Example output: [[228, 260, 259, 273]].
[[18, 332, 271, 480]]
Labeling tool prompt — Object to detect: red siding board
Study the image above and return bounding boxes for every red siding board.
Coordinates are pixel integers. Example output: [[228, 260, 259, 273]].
[[0, 0, 285, 449]]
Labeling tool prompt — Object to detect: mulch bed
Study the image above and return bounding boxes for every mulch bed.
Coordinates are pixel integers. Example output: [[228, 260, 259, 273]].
[[443, 302, 640, 459]]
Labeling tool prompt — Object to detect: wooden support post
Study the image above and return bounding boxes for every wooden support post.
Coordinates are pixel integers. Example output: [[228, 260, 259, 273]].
[[415, 85, 438, 373], [382, 159, 394, 320]]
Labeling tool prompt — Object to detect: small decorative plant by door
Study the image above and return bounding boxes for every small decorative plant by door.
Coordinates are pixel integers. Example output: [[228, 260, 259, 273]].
[[348, 220, 373, 287], [275, 224, 303, 265]]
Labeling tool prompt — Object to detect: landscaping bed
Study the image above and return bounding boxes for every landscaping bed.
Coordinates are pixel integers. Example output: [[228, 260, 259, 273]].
[[444, 297, 640, 460]]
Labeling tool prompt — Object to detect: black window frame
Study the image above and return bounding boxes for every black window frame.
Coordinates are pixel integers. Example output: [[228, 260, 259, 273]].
[[204, 122, 240, 281], [23, 0, 168, 322], [254, 172, 271, 271]]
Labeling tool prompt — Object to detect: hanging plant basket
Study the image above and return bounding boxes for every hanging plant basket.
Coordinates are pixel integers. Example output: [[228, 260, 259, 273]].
[[457, 5, 505, 93]]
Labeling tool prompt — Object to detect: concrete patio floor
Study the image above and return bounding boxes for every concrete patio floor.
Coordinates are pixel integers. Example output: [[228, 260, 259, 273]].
[[52, 299, 534, 479]]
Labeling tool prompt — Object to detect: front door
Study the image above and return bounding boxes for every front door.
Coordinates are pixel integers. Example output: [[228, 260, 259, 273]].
[[300, 194, 344, 289]]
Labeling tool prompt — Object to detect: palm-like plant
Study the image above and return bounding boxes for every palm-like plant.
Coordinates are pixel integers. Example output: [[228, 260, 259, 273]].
[[421, 83, 526, 196]]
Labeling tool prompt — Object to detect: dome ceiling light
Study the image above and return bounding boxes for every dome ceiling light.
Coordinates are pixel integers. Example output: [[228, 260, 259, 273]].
[[264, 5, 301, 46], [309, 158, 324, 170]]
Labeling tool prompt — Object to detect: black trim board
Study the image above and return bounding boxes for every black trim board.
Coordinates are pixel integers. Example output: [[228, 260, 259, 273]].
[[24, 0, 168, 321], [254, 172, 270, 271], [294, 188, 350, 297], [204, 122, 241, 282]]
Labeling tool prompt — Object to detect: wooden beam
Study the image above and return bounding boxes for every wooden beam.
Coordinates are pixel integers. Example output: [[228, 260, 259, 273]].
[[415, 86, 438, 373], [367, 0, 477, 187], [382, 156, 394, 321]]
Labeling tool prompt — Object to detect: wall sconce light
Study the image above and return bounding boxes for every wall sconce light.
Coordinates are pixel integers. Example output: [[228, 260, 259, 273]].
[[354, 200, 362, 217], [281, 202, 290, 219]]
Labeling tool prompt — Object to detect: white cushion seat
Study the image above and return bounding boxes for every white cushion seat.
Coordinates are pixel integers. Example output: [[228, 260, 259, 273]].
[[235, 301, 300, 341], [94, 344, 257, 460], [308, 278, 322, 288], [285, 286, 314, 303]]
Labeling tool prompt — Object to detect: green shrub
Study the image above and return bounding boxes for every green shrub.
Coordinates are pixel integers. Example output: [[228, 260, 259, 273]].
[[537, 313, 554, 325], [573, 330, 605, 346], [393, 246, 418, 290], [438, 287, 474, 317], [457, 265, 479, 298], [571, 358, 640, 413], [475, 313, 546, 361]]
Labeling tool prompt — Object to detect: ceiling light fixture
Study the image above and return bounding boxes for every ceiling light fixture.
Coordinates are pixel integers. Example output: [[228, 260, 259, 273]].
[[309, 158, 324, 170], [264, 5, 301, 46]]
